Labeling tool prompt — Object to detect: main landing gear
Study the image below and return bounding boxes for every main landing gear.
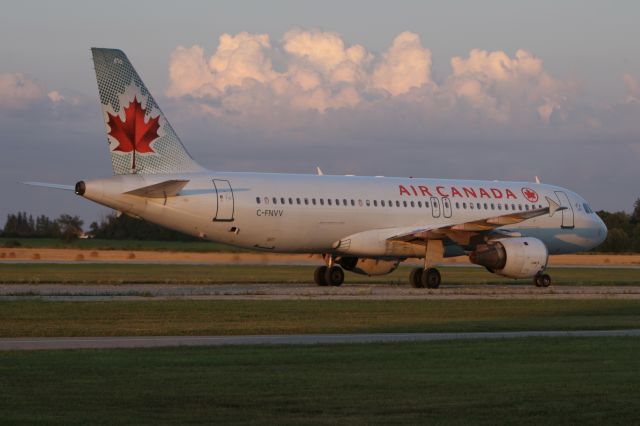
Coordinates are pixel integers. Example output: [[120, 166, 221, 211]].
[[409, 267, 441, 289], [314, 265, 344, 286], [534, 273, 551, 287]]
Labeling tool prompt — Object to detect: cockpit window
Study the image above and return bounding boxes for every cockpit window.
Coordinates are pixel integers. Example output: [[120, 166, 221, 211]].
[[583, 203, 594, 214]]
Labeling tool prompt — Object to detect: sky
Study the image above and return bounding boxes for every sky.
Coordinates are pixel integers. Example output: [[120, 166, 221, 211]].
[[1, 0, 639, 226]]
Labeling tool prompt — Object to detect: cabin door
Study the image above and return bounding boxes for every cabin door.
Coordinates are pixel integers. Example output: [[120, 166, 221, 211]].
[[213, 179, 235, 222]]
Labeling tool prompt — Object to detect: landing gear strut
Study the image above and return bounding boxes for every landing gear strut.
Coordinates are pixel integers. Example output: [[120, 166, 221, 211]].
[[409, 267, 441, 289], [534, 273, 551, 287]]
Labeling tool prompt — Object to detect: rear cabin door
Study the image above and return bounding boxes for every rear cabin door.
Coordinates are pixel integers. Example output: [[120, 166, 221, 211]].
[[554, 191, 574, 229], [213, 179, 234, 222]]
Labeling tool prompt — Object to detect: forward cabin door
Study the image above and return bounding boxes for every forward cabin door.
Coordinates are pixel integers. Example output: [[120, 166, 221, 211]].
[[554, 191, 574, 229], [213, 179, 234, 222]]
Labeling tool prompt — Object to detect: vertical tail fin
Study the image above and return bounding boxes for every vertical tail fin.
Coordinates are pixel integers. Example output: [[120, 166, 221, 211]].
[[91, 48, 203, 175]]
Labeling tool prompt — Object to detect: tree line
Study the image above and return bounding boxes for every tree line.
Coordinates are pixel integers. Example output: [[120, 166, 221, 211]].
[[1, 212, 194, 242], [2, 198, 640, 251]]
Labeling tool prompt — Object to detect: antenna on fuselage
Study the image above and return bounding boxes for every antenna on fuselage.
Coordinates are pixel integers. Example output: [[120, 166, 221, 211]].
[[535, 176, 541, 184], [316, 167, 324, 176]]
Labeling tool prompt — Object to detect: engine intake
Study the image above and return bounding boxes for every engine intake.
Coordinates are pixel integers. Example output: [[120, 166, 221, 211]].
[[470, 237, 548, 279]]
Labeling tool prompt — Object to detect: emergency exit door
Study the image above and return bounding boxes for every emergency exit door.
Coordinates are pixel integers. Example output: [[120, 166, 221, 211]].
[[213, 179, 234, 222]]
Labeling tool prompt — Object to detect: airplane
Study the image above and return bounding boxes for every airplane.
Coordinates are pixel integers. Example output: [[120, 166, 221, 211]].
[[26, 48, 608, 288]]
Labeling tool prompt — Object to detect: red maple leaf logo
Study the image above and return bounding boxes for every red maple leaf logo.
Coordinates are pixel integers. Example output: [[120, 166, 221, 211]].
[[107, 96, 160, 170], [521, 188, 539, 203]]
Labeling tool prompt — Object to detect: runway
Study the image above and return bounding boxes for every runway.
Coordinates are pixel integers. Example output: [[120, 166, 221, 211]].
[[2, 329, 639, 350], [2, 283, 640, 300]]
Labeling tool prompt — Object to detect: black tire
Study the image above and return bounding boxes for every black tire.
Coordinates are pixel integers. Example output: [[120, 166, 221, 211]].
[[314, 266, 328, 286], [325, 266, 344, 286], [421, 268, 441, 289], [533, 275, 543, 287], [409, 267, 423, 288], [540, 274, 551, 287]]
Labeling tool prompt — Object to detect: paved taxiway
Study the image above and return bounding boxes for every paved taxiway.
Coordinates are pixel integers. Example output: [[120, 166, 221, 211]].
[[2, 329, 639, 350], [2, 283, 640, 300]]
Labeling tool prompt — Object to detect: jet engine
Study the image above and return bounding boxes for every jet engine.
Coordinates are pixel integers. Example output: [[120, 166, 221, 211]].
[[469, 237, 548, 279], [338, 257, 400, 276]]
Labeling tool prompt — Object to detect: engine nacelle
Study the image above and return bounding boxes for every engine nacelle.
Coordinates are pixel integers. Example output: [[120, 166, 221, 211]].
[[470, 237, 548, 279], [338, 257, 400, 276]]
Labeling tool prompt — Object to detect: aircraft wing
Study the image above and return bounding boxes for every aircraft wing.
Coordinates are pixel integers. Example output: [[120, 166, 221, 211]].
[[388, 196, 565, 245]]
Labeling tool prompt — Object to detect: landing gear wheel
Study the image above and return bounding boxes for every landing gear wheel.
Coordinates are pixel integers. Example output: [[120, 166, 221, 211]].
[[409, 267, 424, 288], [421, 268, 441, 289], [534, 273, 551, 287], [314, 266, 328, 286], [325, 266, 344, 286]]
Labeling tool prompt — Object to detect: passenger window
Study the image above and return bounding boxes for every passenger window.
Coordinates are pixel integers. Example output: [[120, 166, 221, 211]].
[[312, 198, 316, 205], [381, 200, 386, 207], [455, 202, 460, 209], [525, 205, 529, 211], [273, 197, 278, 205], [410, 201, 414, 207], [498, 204, 502, 210], [327, 199, 332, 206], [491, 203, 495, 210], [518, 204, 522, 211], [366, 200, 371, 207], [389, 200, 392, 207], [403, 201, 407, 207], [336, 199, 340, 205], [351, 199, 355, 206], [470, 203, 474, 209], [281, 197, 285, 204], [504, 204, 509, 210], [396, 200, 400, 207], [256, 197, 261, 204], [477, 203, 481, 209], [463, 202, 467, 209], [373, 200, 378, 207], [484, 203, 488, 210], [296, 198, 301, 205], [343, 199, 347, 206], [289, 198, 293, 205], [418, 201, 422, 208], [304, 198, 309, 205], [425, 201, 429, 208]]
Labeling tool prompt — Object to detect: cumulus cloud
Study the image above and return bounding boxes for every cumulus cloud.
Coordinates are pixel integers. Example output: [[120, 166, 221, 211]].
[[0, 73, 46, 109], [623, 73, 640, 102], [371, 31, 432, 95], [446, 49, 566, 122], [166, 28, 572, 124]]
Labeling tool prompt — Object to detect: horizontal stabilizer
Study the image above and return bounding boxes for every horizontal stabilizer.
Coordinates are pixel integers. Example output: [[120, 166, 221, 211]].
[[125, 179, 189, 198], [21, 181, 75, 191]]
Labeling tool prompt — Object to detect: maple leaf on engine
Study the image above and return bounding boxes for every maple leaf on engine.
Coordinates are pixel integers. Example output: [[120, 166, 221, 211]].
[[107, 96, 160, 169]]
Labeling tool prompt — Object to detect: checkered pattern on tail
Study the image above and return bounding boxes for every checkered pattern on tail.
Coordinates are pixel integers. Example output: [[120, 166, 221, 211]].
[[91, 48, 203, 175]]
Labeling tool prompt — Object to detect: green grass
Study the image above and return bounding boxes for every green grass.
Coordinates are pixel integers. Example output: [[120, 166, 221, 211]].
[[0, 263, 639, 285], [1, 299, 639, 337], [0, 237, 245, 252], [1, 338, 639, 424]]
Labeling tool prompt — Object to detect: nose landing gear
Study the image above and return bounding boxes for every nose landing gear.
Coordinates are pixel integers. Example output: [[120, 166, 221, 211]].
[[314, 259, 344, 287]]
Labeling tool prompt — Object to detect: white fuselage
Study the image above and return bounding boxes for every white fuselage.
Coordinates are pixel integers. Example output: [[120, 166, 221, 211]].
[[80, 171, 607, 258]]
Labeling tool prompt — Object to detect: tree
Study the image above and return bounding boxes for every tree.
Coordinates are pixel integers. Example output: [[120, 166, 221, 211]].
[[56, 214, 84, 242], [632, 198, 640, 225]]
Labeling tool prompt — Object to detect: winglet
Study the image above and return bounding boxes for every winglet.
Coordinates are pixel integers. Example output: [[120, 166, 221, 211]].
[[546, 196, 566, 216]]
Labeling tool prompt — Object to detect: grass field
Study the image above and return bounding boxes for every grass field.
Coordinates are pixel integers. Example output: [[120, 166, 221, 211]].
[[1, 299, 639, 337], [0, 237, 243, 252], [1, 337, 639, 424], [0, 263, 639, 285]]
